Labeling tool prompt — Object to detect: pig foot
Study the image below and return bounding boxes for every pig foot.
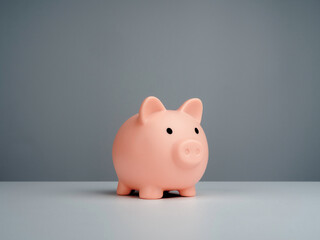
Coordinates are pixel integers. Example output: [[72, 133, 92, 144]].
[[117, 182, 131, 195], [139, 187, 163, 199], [179, 186, 196, 197]]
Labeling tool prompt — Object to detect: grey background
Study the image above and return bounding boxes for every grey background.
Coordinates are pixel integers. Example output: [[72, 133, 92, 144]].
[[0, 0, 319, 181]]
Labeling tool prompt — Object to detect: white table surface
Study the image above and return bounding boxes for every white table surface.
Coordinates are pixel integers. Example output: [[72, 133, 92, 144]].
[[1, 182, 319, 240]]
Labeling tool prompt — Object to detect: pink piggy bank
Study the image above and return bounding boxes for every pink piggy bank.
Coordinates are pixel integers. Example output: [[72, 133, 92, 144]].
[[112, 96, 209, 199]]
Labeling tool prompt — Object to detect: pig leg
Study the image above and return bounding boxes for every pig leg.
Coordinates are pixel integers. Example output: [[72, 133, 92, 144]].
[[139, 187, 163, 199], [117, 181, 131, 195], [179, 186, 196, 197]]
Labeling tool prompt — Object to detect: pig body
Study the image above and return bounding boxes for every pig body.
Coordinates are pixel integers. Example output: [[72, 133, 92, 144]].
[[112, 96, 209, 199]]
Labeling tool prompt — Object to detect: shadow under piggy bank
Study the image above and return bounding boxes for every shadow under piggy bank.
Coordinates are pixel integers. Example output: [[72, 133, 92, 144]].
[[128, 190, 182, 199]]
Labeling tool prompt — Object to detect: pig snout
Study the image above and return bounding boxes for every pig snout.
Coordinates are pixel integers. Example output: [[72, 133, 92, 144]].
[[173, 139, 204, 168]]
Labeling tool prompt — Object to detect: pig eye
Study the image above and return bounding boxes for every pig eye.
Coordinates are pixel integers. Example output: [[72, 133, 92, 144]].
[[166, 128, 173, 134], [195, 128, 199, 134]]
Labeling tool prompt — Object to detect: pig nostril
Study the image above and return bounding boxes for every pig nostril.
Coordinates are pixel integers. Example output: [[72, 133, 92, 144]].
[[185, 148, 190, 155], [195, 148, 200, 155]]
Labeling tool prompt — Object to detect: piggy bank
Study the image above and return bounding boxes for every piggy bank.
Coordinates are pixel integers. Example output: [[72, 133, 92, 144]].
[[112, 96, 209, 199]]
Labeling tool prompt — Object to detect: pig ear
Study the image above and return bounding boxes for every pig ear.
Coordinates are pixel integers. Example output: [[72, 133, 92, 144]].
[[178, 98, 203, 123], [138, 96, 166, 124]]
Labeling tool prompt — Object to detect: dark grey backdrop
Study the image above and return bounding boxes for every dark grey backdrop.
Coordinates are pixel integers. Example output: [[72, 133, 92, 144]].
[[1, 0, 319, 181]]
